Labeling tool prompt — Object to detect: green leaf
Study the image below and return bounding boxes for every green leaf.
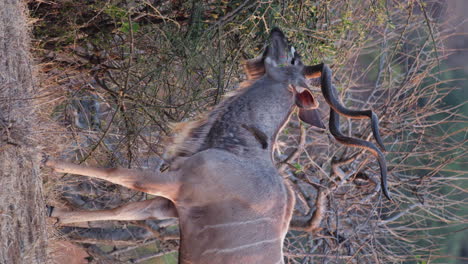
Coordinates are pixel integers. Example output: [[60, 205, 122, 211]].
[[120, 22, 140, 33], [293, 163, 303, 172]]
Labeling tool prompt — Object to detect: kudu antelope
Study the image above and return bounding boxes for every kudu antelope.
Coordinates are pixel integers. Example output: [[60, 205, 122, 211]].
[[45, 28, 390, 264]]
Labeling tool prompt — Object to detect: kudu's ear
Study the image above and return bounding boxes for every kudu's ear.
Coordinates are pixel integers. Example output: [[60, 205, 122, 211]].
[[244, 56, 265, 80], [295, 89, 324, 129], [297, 63, 325, 128], [298, 109, 325, 129]]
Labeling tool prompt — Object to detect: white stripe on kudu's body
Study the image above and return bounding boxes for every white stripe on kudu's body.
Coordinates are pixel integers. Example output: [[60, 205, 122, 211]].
[[46, 28, 390, 264], [201, 238, 281, 255], [198, 217, 274, 233]]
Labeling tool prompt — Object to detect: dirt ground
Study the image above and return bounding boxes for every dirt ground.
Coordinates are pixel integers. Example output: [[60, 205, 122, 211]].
[[0, 1, 48, 263]]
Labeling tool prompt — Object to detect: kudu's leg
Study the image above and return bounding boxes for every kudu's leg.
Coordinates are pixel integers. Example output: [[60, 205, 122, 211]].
[[50, 197, 177, 225], [45, 159, 181, 199]]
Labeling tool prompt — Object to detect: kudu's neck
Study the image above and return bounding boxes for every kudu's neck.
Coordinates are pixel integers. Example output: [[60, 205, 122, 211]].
[[202, 75, 295, 159]]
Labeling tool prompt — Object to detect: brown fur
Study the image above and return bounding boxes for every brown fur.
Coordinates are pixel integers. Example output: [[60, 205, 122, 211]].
[[243, 57, 265, 80]]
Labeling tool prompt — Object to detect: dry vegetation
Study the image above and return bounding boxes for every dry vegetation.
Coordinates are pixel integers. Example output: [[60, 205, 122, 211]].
[[0, 1, 47, 263], [6, 0, 464, 263]]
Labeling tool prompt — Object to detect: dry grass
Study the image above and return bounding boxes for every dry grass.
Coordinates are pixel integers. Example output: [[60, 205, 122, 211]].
[[0, 0, 48, 263]]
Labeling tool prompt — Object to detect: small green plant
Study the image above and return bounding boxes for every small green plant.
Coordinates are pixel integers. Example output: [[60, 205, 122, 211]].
[[120, 21, 140, 33], [293, 163, 303, 173]]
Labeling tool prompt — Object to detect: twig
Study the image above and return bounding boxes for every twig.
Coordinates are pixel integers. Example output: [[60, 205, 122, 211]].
[[278, 121, 306, 173]]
